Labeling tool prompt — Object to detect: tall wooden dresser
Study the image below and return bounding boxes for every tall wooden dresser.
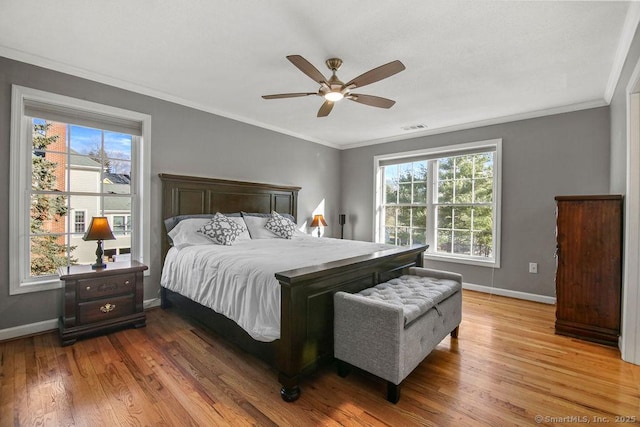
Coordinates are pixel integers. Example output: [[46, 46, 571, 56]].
[[554, 195, 623, 346]]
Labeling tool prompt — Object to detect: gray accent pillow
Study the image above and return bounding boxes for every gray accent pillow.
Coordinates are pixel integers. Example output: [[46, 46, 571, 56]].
[[197, 213, 247, 245], [265, 211, 297, 239]]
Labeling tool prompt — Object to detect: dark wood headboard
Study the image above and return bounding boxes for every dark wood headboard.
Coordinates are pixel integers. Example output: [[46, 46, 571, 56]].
[[159, 173, 301, 259]]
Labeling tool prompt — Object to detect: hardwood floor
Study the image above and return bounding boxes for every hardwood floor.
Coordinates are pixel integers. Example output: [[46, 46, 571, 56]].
[[1, 290, 639, 426]]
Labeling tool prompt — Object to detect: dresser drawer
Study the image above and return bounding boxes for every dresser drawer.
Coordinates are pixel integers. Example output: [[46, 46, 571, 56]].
[[77, 274, 136, 300], [77, 294, 135, 324]]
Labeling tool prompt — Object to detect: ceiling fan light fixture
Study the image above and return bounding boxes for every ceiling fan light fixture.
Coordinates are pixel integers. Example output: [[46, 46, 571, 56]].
[[263, 55, 405, 117], [324, 91, 344, 102]]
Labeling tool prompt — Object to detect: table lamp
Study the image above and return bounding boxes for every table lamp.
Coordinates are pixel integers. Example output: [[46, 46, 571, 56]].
[[311, 214, 327, 238], [83, 216, 116, 269]]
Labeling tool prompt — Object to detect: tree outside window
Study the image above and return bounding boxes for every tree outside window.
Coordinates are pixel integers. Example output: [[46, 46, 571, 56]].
[[30, 121, 76, 276]]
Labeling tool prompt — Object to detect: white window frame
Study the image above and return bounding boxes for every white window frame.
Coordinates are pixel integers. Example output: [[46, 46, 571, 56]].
[[374, 139, 502, 268], [9, 85, 151, 295]]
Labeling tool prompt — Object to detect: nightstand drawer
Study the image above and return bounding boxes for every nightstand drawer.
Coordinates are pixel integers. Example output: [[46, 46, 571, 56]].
[[77, 274, 136, 300], [78, 294, 135, 324]]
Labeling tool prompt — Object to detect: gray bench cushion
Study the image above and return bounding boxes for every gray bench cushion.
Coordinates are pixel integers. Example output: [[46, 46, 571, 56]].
[[357, 274, 462, 326]]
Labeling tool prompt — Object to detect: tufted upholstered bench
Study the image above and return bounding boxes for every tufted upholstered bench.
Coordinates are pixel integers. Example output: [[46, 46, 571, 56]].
[[333, 267, 462, 403]]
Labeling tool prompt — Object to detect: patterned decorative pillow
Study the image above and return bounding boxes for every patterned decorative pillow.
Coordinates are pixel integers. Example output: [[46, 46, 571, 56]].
[[197, 213, 247, 245], [265, 211, 297, 239]]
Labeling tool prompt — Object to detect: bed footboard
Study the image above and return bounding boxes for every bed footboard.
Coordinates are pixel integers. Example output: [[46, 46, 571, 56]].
[[274, 244, 426, 401]]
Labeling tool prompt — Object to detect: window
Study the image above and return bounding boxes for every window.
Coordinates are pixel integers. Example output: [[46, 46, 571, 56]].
[[9, 85, 151, 294], [374, 139, 501, 267], [74, 210, 86, 233], [111, 215, 132, 234]]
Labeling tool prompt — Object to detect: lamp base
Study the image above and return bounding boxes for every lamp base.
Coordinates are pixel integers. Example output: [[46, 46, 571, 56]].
[[92, 240, 107, 269]]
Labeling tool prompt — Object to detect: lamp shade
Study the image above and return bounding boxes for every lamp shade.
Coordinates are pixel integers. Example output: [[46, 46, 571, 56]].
[[83, 217, 116, 241], [310, 214, 327, 227]]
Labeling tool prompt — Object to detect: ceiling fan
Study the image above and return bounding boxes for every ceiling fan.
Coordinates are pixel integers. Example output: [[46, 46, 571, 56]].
[[262, 55, 406, 117]]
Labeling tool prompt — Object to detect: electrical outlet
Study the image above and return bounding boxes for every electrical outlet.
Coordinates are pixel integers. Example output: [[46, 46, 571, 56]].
[[529, 262, 538, 274]]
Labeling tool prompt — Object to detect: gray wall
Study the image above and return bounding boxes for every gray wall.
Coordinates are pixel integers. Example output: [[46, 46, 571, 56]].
[[341, 108, 611, 297], [0, 56, 341, 330]]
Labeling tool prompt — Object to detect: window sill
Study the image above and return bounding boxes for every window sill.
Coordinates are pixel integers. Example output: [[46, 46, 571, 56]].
[[424, 252, 500, 268], [11, 277, 62, 295]]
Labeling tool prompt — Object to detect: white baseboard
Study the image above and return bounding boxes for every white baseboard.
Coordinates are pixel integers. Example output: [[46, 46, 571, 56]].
[[463, 282, 556, 305], [0, 318, 59, 342], [144, 297, 161, 309], [0, 297, 163, 342]]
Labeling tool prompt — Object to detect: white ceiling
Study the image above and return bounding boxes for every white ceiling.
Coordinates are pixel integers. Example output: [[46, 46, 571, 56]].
[[0, 1, 637, 149]]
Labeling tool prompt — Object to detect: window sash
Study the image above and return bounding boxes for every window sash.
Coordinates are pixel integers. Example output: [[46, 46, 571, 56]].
[[27, 119, 136, 280]]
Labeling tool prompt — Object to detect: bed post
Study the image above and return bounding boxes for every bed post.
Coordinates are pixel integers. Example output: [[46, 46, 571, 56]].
[[277, 281, 303, 401], [160, 286, 172, 309]]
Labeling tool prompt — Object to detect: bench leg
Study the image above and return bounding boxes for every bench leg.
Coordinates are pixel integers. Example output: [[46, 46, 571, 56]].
[[451, 325, 459, 338], [337, 360, 351, 378], [387, 381, 401, 404]]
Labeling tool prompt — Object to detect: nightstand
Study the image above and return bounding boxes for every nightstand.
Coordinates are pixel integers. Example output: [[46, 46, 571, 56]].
[[58, 260, 147, 346]]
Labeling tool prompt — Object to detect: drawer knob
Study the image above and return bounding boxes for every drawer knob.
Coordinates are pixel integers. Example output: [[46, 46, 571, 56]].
[[86, 286, 91, 291], [124, 280, 130, 285], [100, 303, 116, 313]]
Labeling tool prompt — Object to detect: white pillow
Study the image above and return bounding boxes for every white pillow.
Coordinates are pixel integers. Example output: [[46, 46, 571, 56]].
[[197, 213, 247, 246], [265, 211, 297, 239], [243, 215, 279, 239], [168, 216, 250, 247], [168, 218, 217, 247]]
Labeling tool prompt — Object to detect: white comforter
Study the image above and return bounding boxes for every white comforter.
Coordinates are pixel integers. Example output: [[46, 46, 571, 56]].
[[160, 235, 393, 342]]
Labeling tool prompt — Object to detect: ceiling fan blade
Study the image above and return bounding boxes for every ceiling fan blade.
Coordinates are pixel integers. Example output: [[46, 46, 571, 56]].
[[287, 55, 328, 85], [262, 92, 316, 99], [317, 100, 334, 117], [348, 94, 396, 108], [344, 60, 405, 89]]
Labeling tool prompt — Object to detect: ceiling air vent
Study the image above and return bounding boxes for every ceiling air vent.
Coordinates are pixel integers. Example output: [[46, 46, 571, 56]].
[[401, 124, 428, 131]]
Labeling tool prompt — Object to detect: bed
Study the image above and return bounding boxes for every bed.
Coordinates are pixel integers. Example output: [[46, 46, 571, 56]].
[[159, 173, 427, 401]]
